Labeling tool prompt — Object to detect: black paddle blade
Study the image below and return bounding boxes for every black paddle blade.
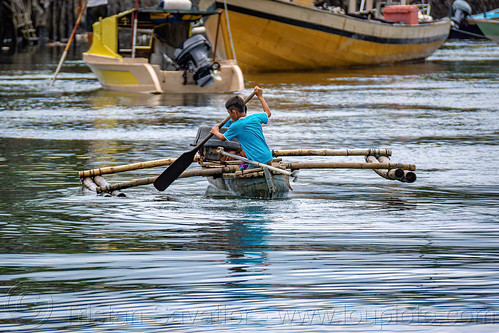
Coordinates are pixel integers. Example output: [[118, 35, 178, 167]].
[[153, 149, 197, 191]]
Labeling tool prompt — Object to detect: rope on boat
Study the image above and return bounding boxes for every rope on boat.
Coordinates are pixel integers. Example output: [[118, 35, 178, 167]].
[[223, 0, 238, 64]]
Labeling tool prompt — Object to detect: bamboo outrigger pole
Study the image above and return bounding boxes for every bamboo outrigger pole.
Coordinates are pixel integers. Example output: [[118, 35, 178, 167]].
[[87, 159, 417, 194], [365, 155, 404, 181], [365, 156, 417, 183], [217, 148, 299, 181], [280, 162, 416, 171], [96, 176, 156, 193], [272, 148, 392, 157], [82, 177, 98, 191], [377, 156, 416, 183], [79, 156, 201, 178], [96, 165, 241, 193], [93, 175, 126, 197]]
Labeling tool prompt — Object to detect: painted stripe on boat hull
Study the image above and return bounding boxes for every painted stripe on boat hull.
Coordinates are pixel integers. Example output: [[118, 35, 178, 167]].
[[215, 3, 449, 45]]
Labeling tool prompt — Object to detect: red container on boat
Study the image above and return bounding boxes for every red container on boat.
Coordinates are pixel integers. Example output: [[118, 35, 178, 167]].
[[384, 5, 419, 25]]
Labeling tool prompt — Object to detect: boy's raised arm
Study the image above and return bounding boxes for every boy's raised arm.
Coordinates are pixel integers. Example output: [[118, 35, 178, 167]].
[[255, 86, 271, 118]]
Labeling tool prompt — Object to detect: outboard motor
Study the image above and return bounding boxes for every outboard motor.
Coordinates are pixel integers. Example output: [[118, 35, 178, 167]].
[[451, 0, 472, 29], [174, 34, 221, 87], [193, 126, 241, 161]]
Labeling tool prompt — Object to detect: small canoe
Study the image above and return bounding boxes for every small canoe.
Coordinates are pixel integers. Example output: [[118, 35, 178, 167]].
[[193, 126, 291, 199], [205, 169, 290, 199]]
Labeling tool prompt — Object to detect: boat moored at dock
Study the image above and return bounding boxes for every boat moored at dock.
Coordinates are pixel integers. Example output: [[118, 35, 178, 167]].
[[83, 4, 244, 94], [200, 0, 451, 72]]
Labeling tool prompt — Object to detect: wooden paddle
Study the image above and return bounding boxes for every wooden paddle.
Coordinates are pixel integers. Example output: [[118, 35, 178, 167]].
[[153, 91, 256, 191], [51, 0, 88, 86]]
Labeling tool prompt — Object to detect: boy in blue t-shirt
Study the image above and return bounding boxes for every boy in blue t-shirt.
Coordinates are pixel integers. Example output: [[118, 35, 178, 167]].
[[210, 86, 273, 164]]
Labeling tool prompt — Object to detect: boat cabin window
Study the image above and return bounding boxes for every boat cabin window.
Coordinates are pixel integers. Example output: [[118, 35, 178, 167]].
[[117, 21, 193, 71], [118, 28, 153, 58]]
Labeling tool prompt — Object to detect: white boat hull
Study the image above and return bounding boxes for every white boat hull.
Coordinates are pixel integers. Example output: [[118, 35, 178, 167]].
[[83, 54, 244, 94]]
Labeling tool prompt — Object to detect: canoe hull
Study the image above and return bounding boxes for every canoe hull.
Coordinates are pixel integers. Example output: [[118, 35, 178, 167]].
[[203, 0, 451, 72], [206, 174, 289, 199]]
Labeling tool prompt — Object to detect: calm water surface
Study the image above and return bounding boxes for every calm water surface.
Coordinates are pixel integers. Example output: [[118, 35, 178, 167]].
[[0, 40, 498, 332]]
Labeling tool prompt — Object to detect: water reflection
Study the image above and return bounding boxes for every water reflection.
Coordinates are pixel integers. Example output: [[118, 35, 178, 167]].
[[1, 40, 499, 332], [244, 61, 445, 86], [90, 89, 217, 108], [225, 206, 271, 275]]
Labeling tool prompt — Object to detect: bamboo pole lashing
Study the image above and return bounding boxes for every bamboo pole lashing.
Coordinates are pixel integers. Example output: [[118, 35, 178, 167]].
[[366, 155, 403, 181], [279, 162, 416, 171], [78, 156, 201, 178], [93, 175, 126, 197], [97, 176, 157, 194], [365, 156, 417, 183], [376, 156, 404, 180], [217, 148, 298, 180], [271, 148, 392, 157], [235, 167, 263, 175], [376, 156, 417, 183], [178, 166, 239, 178]]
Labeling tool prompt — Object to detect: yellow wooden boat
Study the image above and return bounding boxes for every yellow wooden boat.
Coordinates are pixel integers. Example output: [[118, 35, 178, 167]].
[[200, 0, 451, 72], [83, 7, 244, 94]]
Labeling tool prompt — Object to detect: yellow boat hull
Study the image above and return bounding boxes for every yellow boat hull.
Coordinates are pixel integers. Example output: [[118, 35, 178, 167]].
[[203, 0, 451, 72]]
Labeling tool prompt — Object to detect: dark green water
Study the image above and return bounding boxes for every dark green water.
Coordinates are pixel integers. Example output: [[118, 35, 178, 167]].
[[0, 40, 498, 332]]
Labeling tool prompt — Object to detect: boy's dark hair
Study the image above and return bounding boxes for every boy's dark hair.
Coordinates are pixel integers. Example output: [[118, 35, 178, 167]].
[[225, 95, 247, 113]]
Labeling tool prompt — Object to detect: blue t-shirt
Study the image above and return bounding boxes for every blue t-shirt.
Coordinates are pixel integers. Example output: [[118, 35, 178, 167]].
[[223, 113, 272, 164]]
